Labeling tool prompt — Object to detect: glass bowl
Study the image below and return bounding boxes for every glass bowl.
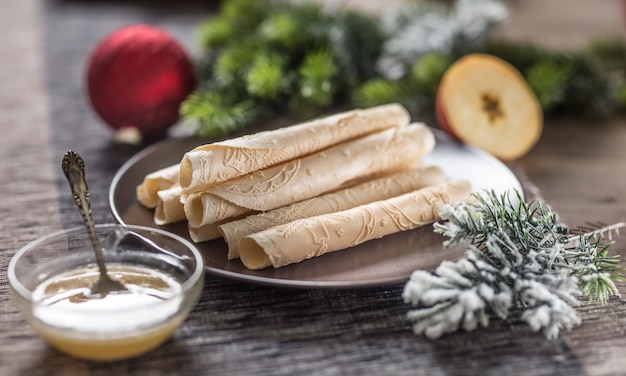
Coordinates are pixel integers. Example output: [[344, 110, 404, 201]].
[[8, 224, 205, 361]]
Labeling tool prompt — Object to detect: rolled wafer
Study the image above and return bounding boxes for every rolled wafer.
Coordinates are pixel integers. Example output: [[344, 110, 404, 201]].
[[136, 164, 180, 208], [183, 123, 435, 232], [238, 179, 472, 269], [189, 223, 222, 243], [179, 103, 410, 194], [218, 166, 446, 259], [188, 213, 249, 243], [154, 186, 186, 225]]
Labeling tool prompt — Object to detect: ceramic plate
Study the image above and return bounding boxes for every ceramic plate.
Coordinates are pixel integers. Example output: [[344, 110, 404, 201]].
[[109, 129, 523, 288]]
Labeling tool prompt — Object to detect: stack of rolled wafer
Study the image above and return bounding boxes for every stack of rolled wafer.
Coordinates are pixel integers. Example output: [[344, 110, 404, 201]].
[[136, 103, 472, 269]]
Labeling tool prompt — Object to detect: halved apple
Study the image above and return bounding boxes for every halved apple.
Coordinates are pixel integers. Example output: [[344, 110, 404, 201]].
[[436, 53, 543, 160]]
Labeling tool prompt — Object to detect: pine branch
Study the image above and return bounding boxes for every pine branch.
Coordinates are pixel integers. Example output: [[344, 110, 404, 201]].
[[186, 0, 626, 136], [352, 78, 413, 108], [246, 52, 289, 100], [565, 234, 623, 303], [180, 91, 259, 137], [526, 60, 574, 111], [403, 249, 512, 339], [213, 42, 259, 87], [405, 190, 624, 339], [410, 53, 451, 89], [259, 11, 301, 50], [297, 50, 339, 106]]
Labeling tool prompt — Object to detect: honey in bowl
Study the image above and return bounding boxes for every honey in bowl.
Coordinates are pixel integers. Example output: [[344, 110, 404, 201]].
[[8, 224, 205, 362], [31, 264, 185, 361]]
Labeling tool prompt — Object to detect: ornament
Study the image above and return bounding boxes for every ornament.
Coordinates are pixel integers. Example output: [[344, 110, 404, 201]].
[[87, 24, 196, 139]]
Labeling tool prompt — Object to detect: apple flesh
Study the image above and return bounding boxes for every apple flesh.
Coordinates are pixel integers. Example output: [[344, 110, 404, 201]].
[[435, 53, 542, 160]]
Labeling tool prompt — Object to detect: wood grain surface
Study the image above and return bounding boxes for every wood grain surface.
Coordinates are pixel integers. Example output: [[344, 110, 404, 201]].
[[1, 1, 626, 375]]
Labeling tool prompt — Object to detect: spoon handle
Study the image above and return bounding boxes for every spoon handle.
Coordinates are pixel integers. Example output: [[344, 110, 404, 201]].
[[61, 151, 107, 274]]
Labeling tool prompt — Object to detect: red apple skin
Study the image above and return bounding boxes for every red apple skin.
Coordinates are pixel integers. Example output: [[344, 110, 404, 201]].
[[435, 88, 459, 141]]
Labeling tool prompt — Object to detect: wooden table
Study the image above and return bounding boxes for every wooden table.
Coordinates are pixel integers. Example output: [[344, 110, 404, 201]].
[[1, 1, 625, 375]]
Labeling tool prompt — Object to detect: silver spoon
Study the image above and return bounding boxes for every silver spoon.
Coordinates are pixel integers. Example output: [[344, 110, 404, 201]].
[[62, 150, 128, 298]]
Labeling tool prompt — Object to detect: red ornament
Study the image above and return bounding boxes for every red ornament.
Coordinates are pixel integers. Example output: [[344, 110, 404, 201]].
[[87, 24, 196, 138]]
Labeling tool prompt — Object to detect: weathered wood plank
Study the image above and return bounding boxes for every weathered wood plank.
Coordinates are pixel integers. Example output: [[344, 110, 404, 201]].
[[1, 1, 626, 375]]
